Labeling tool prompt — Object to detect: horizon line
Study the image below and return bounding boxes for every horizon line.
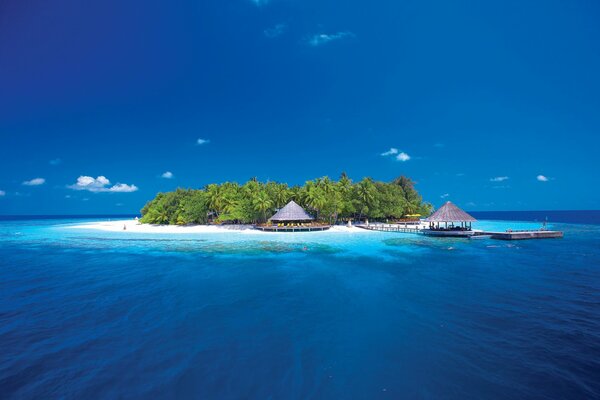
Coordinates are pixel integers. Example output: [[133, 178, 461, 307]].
[[2, 209, 600, 218]]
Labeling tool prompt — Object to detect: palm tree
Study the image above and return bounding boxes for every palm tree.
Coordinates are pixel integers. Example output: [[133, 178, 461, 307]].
[[336, 172, 353, 221], [243, 179, 260, 196], [274, 184, 290, 209], [155, 206, 170, 224], [318, 176, 337, 224], [338, 172, 352, 194], [393, 175, 422, 214], [206, 184, 225, 216], [355, 178, 376, 221], [302, 184, 326, 221], [252, 191, 273, 223]]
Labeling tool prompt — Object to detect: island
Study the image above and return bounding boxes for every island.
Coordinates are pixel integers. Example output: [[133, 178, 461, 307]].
[[140, 174, 433, 226]]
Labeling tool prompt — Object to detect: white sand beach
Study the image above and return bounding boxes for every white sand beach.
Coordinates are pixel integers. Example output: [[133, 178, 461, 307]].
[[66, 219, 385, 234]]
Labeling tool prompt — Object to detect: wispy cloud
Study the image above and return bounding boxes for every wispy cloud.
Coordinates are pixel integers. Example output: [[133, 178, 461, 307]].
[[197, 138, 210, 145], [161, 171, 174, 179], [49, 158, 62, 166], [0, 190, 5, 197], [381, 148, 411, 161], [307, 31, 355, 47], [22, 178, 45, 186], [537, 175, 549, 182], [68, 176, 138, 193], [264, 23, 286, 38], [250, 0, 269, 6], [380, 148, 398, 156], [396, 152, 410, 162], [490, 176, 509, 182], [434, 143, 445, 148], [440, 193, 449, 199]]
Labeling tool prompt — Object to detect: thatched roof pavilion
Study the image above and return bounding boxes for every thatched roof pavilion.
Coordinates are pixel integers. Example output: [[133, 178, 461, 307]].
[[425, 201, 476, 222], [425, 201, 476, 231], [258, 200, 328, 232], [269, 200, 314, 222]]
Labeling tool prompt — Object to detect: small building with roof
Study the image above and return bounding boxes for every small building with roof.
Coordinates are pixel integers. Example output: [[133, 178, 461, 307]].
[[423, 201, 477, 236], [256, 200, 330, 232]]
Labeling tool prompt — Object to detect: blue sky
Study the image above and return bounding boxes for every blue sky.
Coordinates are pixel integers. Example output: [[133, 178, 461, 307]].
[[1, 0, 599, 214]]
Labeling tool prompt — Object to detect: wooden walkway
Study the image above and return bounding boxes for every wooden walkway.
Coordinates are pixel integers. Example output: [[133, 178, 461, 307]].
[[480, 230, 563, 240], [356, 224, 564, 241], [356, 224, 421, 234]]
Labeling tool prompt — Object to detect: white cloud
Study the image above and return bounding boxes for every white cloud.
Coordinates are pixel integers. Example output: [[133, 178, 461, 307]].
[[197, 138, 210, 145], [396, 152, 411, 162], [307, 31, 355, 47], [440, 193, 449, 199], [22, 178, 45, 186], [0, 190, 5, 197], [68, 176, 138, 193], [381, 148, 410, 161], [490, 176, 509, 182], [65, 195, 71, 199], [161, 171, 174, 179], [107, 183, 139, 193], [49, 158, 62, 166], [537, 175, 549, 182], [381, 148, 398, 156], [264, 23, 286, 38]]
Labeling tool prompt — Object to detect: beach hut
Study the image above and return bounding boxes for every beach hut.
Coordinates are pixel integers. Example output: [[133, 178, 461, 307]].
[[269, 200, 314, 224], [425, 201, 476, 231], [257, 201, 329, 232]]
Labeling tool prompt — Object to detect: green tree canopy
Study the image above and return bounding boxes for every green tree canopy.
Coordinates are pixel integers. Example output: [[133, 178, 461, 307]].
[[140, 175, 430, 225]]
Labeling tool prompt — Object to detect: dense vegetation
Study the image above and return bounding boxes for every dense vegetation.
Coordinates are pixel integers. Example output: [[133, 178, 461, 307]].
[[140, 174, 432, 225]]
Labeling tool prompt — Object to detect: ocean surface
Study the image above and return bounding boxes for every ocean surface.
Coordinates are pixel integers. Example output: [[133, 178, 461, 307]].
[[1, 215, 599, 399], [470, 210, 600, 225]]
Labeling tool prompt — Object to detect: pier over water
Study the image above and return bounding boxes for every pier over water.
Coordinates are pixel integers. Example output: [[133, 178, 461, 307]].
[[357, 223, 563, 240]]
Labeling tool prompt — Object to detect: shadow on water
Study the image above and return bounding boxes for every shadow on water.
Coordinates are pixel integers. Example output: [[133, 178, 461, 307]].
[[4, 235, 345, 258], [383, 236, 469, 250], [70, 236, 209, 243]]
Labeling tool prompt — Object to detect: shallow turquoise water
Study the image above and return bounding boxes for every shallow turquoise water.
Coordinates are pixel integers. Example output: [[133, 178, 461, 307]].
[[1, 218, 599, 399]]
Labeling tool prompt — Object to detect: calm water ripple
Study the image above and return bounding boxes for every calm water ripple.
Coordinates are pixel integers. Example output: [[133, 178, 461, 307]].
[[0, 218, 599, 399]]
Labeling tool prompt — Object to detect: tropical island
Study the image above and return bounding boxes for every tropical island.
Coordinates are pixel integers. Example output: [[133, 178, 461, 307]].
[[140, 174, 432, 226]]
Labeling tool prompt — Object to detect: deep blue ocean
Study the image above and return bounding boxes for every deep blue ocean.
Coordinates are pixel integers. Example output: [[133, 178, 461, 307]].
[[1, 214, 599, 399]]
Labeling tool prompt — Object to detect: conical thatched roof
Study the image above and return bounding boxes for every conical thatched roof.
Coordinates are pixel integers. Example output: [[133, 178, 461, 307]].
[[269, 200, 314, 222], [425, 201, 476, 222]]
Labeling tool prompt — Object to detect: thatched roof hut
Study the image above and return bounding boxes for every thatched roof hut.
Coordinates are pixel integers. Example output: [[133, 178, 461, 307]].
[[269, 200, 314, 222], [425, 201, 476, 223]]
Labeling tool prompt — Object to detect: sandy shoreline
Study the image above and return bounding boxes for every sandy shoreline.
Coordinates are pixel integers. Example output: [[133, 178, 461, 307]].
[[66, 219, 378, 234]]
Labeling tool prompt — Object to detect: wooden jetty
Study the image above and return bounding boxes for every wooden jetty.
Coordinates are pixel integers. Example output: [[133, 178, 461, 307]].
[[356, 224, 421, 234], [476, 230, 563, 240], [356, 224, 564, 241], [422, 229, 475, 237]]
